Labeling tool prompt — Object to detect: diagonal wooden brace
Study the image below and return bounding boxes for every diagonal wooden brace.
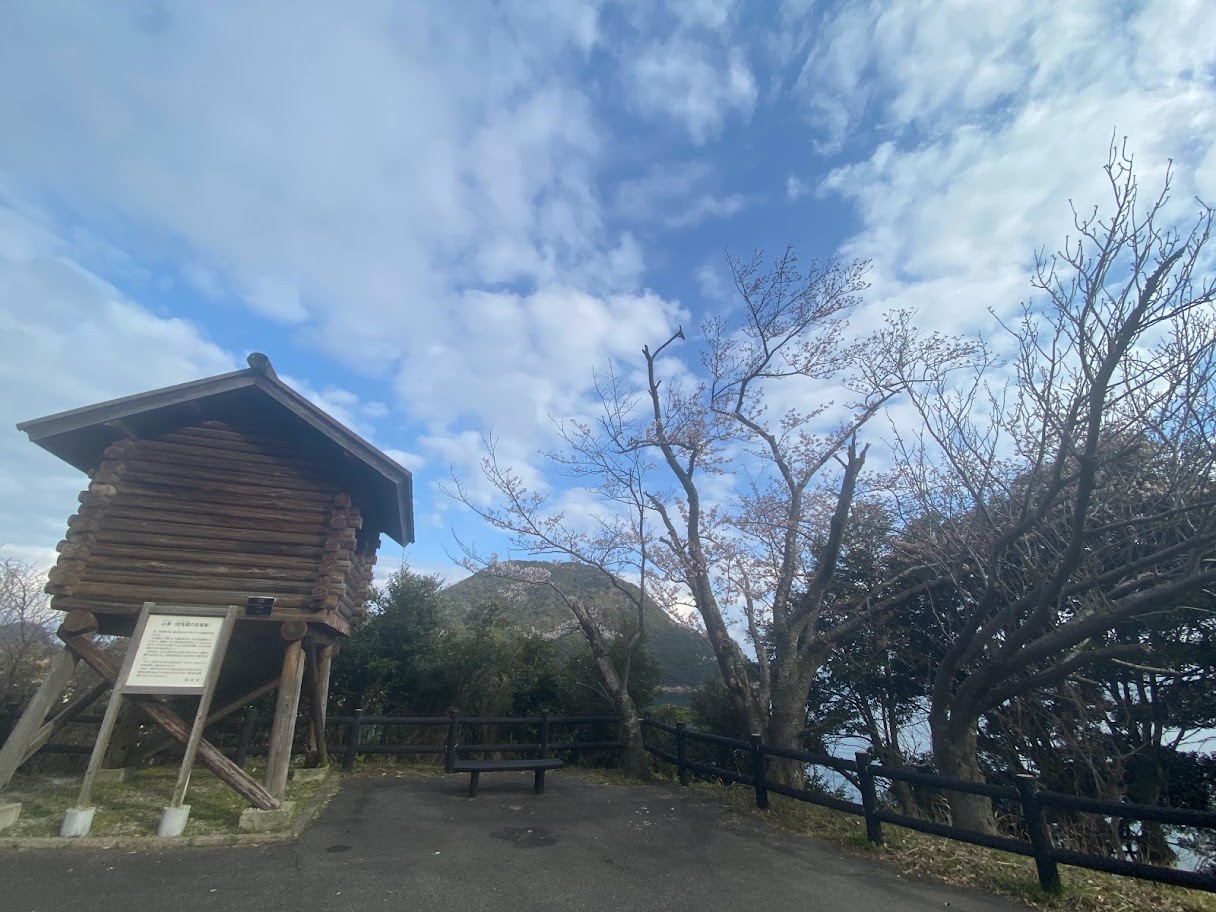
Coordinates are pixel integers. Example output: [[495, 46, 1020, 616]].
[[130, 675, 281, 766], [61, 633, 280, 810], [21, 676, 112, 765]]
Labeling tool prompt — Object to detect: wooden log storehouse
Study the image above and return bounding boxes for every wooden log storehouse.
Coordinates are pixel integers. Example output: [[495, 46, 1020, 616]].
[[0, 353, 413, 810]]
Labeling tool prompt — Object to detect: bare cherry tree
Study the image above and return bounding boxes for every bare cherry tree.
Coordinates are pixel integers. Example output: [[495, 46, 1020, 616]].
[[631, 252, 977, 782], [890, 142, 1216, 832], [444, 380, 659, 777], [1, 554, 55, 720], [450, 248, 977, 785]]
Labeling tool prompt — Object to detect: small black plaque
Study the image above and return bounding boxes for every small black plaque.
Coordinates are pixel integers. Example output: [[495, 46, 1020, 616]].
[[245, 596, 275, 617]]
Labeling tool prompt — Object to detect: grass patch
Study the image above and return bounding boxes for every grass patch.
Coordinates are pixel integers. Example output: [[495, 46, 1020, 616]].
[[695, 783, 1215, 912], [3, 764, 329, 839]]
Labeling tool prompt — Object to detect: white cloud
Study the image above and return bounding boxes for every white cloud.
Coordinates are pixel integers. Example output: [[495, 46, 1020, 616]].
[[695, 259, 730, 302], [278, 374, 389, 440], [671, 0, 740, 31], [665, 193, 747, 228], [182, 262, 222, 299], [402, 286, 685, 457], [0, 2, 637, 381], [0, 1, 687, 567], [785, 175, 809, 200], [808, 0, 1216, 343], [627, 38, 757, 143], [0, 196, 234, 557], [383, 448, 426, 473], [614, 161, 749, 228], [795, 1, 1216, 155], [244, 276, 307, 324]]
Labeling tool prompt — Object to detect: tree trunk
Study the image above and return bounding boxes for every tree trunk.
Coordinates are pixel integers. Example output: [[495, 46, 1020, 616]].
[[930, 712, 996, 835], [564, 596, 650, 779], [872, 743, 923, 818], [618, 712, 649, 780], [764, 664, 815, 789], [1126, 750, 1175, 864]]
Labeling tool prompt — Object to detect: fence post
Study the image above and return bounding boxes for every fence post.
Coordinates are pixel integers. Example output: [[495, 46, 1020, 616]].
[[750, 734, 769, 810], [234, 709, 258, 769], [342, 708, 364, 773], [445, 709, 461, 774], [1016, 774, 1061, 894], [855, 751, 884, 845], [675, 722, 689, 786], [539, 710, 550, 760]]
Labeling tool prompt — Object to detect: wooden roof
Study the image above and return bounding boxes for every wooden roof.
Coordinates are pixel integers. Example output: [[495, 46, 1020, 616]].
[[17, 354, 414, 545]]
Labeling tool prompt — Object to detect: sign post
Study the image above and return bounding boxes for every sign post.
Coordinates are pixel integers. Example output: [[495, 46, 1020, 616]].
[[62, 602, 237, 838]]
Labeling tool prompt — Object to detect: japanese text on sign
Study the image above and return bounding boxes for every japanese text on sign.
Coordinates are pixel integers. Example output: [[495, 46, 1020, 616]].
[[125, 614, 226, 692]]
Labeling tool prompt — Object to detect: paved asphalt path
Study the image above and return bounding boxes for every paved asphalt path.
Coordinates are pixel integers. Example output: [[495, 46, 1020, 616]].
[[0, 773, 1023, 912]]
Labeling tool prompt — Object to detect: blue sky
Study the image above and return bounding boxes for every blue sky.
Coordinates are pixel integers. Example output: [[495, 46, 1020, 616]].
[[1, 0, 1214, 595]]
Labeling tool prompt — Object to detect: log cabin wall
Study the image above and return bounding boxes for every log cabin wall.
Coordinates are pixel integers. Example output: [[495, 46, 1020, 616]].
[[44, 419, 380, 636]]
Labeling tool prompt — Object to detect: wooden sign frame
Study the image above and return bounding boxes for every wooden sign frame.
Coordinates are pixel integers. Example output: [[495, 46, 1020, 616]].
[[123, 606, 232, 695], [72, 602, 237, 818]]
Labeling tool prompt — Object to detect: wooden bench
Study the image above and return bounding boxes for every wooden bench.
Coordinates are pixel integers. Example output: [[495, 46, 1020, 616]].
[[444, 710, 565, 798], [450, 757, 564, 798]]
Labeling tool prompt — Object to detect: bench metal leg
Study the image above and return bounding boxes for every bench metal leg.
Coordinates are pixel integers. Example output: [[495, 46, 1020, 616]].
[[468, 770, 480, 798], [534, 768, 546, 795]]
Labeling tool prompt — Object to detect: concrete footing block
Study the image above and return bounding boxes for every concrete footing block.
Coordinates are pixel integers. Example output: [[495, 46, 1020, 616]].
[[61, 806, 96, 837], [158, 805, 191, 838], [0, 802, 21, 830], [238, 801, 296, 834], [289, 768, 329, 783]]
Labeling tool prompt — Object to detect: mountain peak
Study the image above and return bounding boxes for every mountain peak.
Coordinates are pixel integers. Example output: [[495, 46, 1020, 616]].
[[439, 560, 716, 688]]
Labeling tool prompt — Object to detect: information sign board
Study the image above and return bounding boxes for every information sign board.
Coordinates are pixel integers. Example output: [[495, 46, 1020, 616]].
[[124, 614, 228, 695]]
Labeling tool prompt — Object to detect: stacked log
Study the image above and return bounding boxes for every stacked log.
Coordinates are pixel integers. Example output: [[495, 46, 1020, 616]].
[[336, 536, 378, 622], [47, 471, 120, 596], [318, 494, 374, 625], [45, 420, 380, 633]]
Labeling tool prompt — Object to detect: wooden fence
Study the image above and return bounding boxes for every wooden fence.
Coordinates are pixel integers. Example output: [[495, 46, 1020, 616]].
[[30, 706, 1215, 893], [27, 708, 618, 770], [640, 716, 1216, 895], [326, 710, 623, 771]]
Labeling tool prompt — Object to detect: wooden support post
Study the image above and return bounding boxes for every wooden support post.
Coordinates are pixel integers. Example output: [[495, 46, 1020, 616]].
[[0, 643, 84, 790], [131, 676, 280, 765], [168, 607, 236, 808], [856, 751, 883, 845], [62, 634, 279, 810], [539, 711, 550, 760], [264, 626, 307, 801], [76, 656, 139, 811], [316, 643, 333, 732], [19, 676, 108, 766], [1017, 774, 1061, 894], [750, 734, 768, 810], [304, 640, 330, 768]]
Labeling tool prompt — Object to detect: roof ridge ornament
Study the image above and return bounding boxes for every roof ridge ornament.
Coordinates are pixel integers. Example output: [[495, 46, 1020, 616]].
[[246, 352, 278, 378]]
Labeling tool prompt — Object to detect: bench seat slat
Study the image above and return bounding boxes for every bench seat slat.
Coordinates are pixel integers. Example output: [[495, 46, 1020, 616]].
[[450, 759, 564, 772]]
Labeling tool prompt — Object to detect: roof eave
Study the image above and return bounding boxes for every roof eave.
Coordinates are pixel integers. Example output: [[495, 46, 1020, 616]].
[[16, 362, 415, 547], [16, 369, 255, 442]]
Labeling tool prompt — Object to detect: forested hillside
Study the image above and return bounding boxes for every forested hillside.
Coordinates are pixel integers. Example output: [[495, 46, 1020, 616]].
[[438, 561, 717, 689]]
